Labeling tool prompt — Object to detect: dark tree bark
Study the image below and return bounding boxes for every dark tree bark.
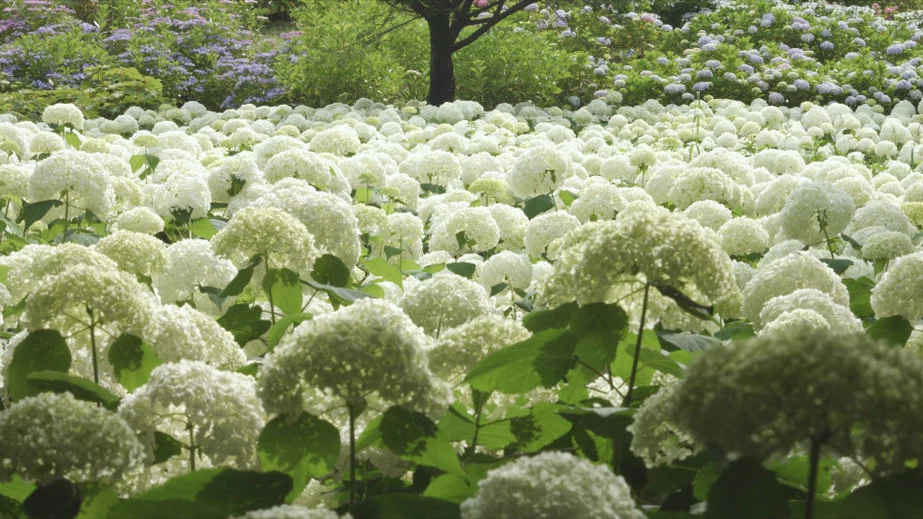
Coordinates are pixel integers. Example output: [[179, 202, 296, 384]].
[[392, 0, 535, 106], [427, 13, 457, 106]]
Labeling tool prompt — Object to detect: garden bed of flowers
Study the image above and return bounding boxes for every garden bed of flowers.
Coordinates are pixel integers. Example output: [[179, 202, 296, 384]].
[[0, 91, 922, 517]]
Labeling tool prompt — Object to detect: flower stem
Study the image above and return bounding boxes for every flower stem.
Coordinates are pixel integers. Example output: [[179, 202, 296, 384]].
[[348, 403, 357, 514], [622, 282, 650, 408], [188, 424, 197, 473], [805, 435, 823, 519], [87, 307, 98, 385]]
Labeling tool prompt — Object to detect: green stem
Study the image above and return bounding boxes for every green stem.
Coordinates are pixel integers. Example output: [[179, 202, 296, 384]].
[[622, 283, 651, 408], [265, 259, 276, 326], [87, 307, 98, 385], [465, 390, 487, 460], [805, 435, 823, 519], [348, 403, 357, 515], [188, 425, 197, 473], [63, 190, 70, 236]]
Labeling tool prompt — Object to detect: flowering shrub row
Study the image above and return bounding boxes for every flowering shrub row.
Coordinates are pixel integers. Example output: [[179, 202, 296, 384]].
[[0, 93, 921, 516]]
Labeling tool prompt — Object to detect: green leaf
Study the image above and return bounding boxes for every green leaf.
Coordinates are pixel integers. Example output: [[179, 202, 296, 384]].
[[18, 199, 63, 230], [129, 154, 146, 172], [522, 301, 577, 332], [0, 212, 23, 238], [693, 462, 718, 501], [221, 256, 262, 298], [381, 406, 465, 478], [152, 431, 183, 465], [302, 280, 373, 307], [768, 454, 833, 493], [509, 403, 572, 452], [423, 474, 475, 503], [840, 233, 862, 250], [489, 282, 508, 297], [3, 295, 27, 320], [259, 413, 340, 502], [533, 330, 578, 387], [188, 218, 217, 239], [523, 194, 555, 219], [7, 329, 71, 402], [364, 257, 403, 288], [263, 268, 303, 316], [705, 458, 790, 519], [570, 303, 628, 373], [419, 183, 446, 195], [866, 315, 913, 347], [713, 321, 755, 341], [25, 479, 81, 519], [170, 208, 192, 227], [657, 332, 720, 353], [0, 476, 34, 503], [445, 262, 476, 279], [63, 131, 82, 149], [26, 371, 121, 411], [384, 245, 404, 259], [637, 348, 686, 378], [818, 471, 923, 518], [265, 313, 313, 353], [558, 190, 576, 207], [465, 329, 569, 394], [107, 468, 292, 519], [311, 254, 350, 288], [844, 277, 876, 318], [820, 258, 853, 275], [353, 494, 459, 519], [216, 303, 272, 346], [76, 483, 118, 519], [108, 333, 161, 392]]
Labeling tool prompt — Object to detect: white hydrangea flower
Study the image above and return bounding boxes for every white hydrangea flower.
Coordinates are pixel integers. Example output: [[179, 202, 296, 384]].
[[29, 150, 115, 218], [683, 199, 733, 231], [429, 314, 531, 383], [628, 381, 701, 468], [508, 145, 571, 198], [207, 153, 264, 204], [847, 199, 916, 237], [477, 250, 532, 293], [41, 103, 85, 129], [309, 126, 360, 156], [460, 451, 645, 519], [487, 204, 529, 251], [668, 167, 745, 211], [429, 207, 501, 256], [259, 298, 447, 417], [871, 251, 923, 322], [148, 171, 211, 221], [93, 230, 167, 277], [119, 360, 265, 469], [256, 178, 361, 269], [0, 392, 145, 484], [759, 288, 862, 334], [401, 271, 494, 336], [144, 303, 246, 370], [112, 206, 165, 234], [251, 135, 307, 167], [211, 206, 318, 276], [153, 239, 238, 309], [263, 149, 350, 198], [742, 252, 849, 327], [28, 132, 66, 155], [524, 211, 581, 259], [718, 217, 770, 256], [780, 181, 855, 244]]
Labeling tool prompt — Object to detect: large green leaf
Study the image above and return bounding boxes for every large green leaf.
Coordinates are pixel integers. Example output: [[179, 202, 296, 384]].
[[521, 301, 577, 333], [216, 303, 272, 346], [423, 474, 475, 503], [302, 279, 373, 308], [311, 254, 351, 287], [508, 403, 572, 452], [76, 483, 118, 519], [353, 494, 460, 519], [364, 257, 403, 288], [465, 329, 569, 394], [25, 371, 120, 411], [24, 479, 81, 519], [108, 333, 162, 392], [152, 431, 183, 465], [657, 332, 720, 353], [706, 459, 790, 519], [18, 199, 63, 230], [7, 329, 71, 402], [221, 256, 262, 298], [381, 406, 465, 478], [522, 194, 555, 219], [843, 277, 875, 318], [570, 303, 628, 372], [815, 471, 923, 518], [263, 268, 303, 316], [866, 315, 913, 347], [258, 413, 340, 502], [107, 468, 291, 519], [445, 262, 476, 279], [265, 312, 313, 352]]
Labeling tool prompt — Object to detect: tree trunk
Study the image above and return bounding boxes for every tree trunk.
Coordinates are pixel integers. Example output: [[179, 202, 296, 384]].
[[426, 14, 455, 106]]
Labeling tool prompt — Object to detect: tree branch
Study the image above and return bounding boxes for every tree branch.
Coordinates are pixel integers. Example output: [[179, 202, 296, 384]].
[[451, 0, 532, 52]]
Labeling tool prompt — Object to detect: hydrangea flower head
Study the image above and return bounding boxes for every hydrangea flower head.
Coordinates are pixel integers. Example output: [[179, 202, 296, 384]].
[[460, 451, 645, 519], [0, 392, 145, 484], [211, 206, 318, 276], [259, 298, 447, 417]]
